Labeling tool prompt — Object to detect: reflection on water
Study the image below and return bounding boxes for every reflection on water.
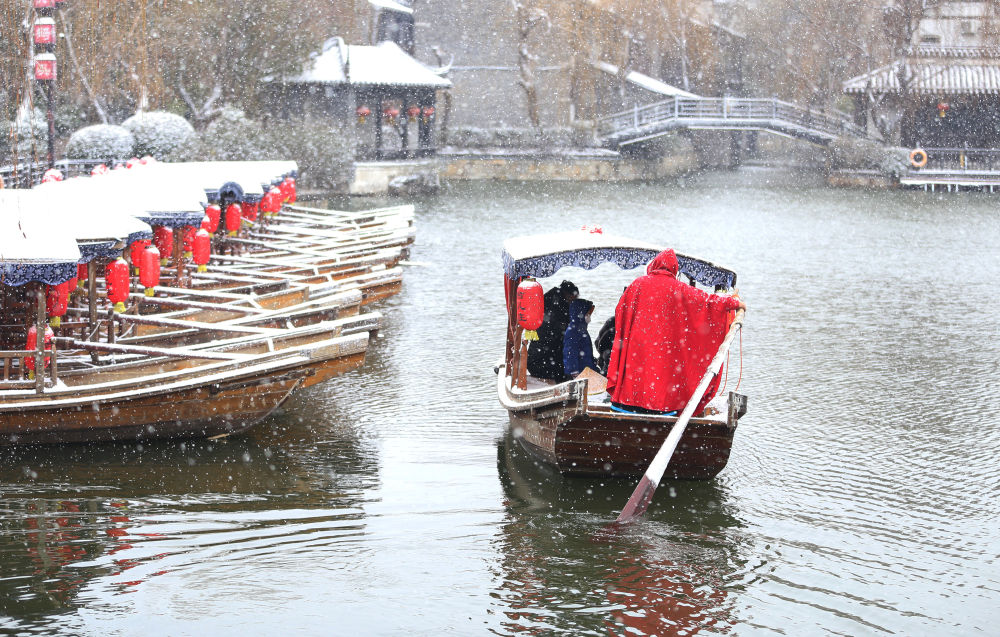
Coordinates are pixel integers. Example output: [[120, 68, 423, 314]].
[[1, 172, 999, 634]]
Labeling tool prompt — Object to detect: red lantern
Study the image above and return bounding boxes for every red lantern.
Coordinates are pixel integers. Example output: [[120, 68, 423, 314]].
[[34, 54, 56, 80], [225, 203, 241, 236], [407, 105, 421, 122], [75, 263, 87, 290], [34, 0, 56, 8], [421, 106, 435, 123], [25, 325, 54, 376], [204, 204, 221, 233], [515, 279, 544, 340], [356, 105, 371, 124], [33, 18, 56, 46], [383, 106, 400, 125], [285, 177, 297, 204], [91, 164, 108, 176], [139, 245, 160, 296], [153, 226, 173, 265], [241, 201, 258, 223], [41, 168, 63, 183], [193, 229, 211, 272], [937, 101, 950, 118], [129, 238, 151, 274], [46, 281, 70, 327], [105, 258, 130, 312], [266, 186, 282, 215], [181, 226, 196, 258], [126, 157, 140, 169]]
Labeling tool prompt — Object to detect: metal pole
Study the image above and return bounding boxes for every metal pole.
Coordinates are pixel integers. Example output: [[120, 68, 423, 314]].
[[46, 80, 55, 168]]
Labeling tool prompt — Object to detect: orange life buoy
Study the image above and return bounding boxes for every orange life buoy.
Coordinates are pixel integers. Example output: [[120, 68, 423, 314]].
[[910, 148, 928, 168]]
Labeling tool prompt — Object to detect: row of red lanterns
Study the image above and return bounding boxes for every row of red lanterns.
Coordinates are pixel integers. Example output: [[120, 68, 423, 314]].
[[356, 105, 435, 125], [32, 1, 65, 82]]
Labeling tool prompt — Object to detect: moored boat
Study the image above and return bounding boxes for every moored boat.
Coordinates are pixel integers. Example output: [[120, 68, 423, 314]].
[[497, 230, 748, 479]]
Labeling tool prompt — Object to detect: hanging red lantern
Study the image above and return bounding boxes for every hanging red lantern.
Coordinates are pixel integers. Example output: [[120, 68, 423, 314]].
[[34, 0, 56, 8], [33, 54, 56, 81], [356, 105, 371, 124], [33, 18, 56, 46], [199, 214, 212, 232], [383, 106, 400, 126], [204, 204, 221, 233], [181, 226, 196, 258], [75, 263, 87, 290], [407, 105, 421, 122], [25, 325, 54, 377], [91, 164, 108, 176], [129, 238, 151, 274], [285, 177, 297, 204], [225, 203, 241, 236], [139, 245, 160, 296], [515, 279, 544, 341], [105, 258, 130, 312], [241, 201, 258, 223], [193, 229, 211, 272], [153, 226, 173, 265], [937, 101, 950, 118], [266, 186, 283, 216], [421, 106, 435, 123], [46, 281, 70, 327]]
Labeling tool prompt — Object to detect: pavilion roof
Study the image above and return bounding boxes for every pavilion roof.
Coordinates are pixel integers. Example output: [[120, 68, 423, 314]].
[[281, 39, 451, 89]]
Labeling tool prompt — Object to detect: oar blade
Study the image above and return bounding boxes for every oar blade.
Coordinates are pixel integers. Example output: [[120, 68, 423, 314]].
[[615, 474, 659, 524]]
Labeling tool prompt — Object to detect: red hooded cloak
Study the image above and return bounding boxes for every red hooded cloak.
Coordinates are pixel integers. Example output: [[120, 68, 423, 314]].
[[606, 249, 740, 414]]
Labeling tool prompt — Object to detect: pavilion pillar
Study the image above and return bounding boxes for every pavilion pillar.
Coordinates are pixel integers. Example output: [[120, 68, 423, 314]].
[[375, 95, 384, 161]]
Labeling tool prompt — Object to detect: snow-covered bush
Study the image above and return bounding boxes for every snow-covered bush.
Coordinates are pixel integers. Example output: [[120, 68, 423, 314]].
[[167, 112, 353, 191], [1, 108, 49, 162], [122, 110, 195, 158], [827, 137, 910, 178], [65, 124, 135, 160]]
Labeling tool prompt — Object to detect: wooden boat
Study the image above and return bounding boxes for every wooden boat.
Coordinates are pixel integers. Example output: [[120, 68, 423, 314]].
[[0, 184, 377, 446], [497, 230, 748, 479]]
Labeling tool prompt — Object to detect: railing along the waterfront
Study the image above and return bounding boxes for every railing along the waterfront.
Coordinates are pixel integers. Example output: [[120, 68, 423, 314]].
[[913, 148, 1000, 172], [596, 97, 865, 140], [0, 159, 110, 189]]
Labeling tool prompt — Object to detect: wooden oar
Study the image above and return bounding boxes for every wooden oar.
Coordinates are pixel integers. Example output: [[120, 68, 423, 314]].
[[616, 308, 745, 524]]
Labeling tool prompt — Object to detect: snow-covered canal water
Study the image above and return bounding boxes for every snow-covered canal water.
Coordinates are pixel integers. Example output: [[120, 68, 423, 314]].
[[2, 171, 998, 635]]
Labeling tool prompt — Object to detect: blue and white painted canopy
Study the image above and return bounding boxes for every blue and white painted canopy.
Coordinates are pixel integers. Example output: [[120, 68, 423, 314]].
[[502, 229, 737, 289], [0, 191, 81, 286]]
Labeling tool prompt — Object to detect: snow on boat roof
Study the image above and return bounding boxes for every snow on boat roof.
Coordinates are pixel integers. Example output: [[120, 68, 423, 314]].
[[368, 0, 413, 14], [0, 190, 81, 287], [149, 161, 298, 199], [502, 230, 662, 279], [285, 40, 451, 88], [33, 179, 153, 245], [502, 230, 738, 289]]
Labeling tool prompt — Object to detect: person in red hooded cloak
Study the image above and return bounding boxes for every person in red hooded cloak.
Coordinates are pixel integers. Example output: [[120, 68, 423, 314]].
[[605, 249, 745, 415]]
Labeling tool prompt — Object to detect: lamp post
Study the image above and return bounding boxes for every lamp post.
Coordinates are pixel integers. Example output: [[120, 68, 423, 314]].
[[33, 0, 62, 168]]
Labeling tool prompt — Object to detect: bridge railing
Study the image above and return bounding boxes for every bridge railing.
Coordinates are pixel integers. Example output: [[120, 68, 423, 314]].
[[596, 97, 865, 140]]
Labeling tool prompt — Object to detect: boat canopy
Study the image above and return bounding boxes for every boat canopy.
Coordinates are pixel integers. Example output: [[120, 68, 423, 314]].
[[502, 230, 737, 289], [0, 191, 81, 286], [33, 180, 153, 262], [99, 168, 208, 228], [147, 161, 298, 203]]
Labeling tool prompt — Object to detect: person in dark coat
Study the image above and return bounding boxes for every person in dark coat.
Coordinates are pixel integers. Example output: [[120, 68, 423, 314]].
[[526, 280, 578, 380], [562, 298, 596, 378], [595, 315, 616, 376]]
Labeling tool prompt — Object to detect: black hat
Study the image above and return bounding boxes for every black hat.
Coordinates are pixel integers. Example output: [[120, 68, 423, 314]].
[[560, 280, 579, 297]]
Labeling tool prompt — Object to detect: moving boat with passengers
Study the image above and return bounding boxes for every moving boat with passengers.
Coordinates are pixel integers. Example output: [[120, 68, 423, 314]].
[[496, 229, 747, 479]]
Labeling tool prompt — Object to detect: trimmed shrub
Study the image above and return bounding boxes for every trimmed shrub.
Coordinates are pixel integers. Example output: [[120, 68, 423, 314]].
[[65, 124, 135, 160], [122, 110, 195, 158]]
